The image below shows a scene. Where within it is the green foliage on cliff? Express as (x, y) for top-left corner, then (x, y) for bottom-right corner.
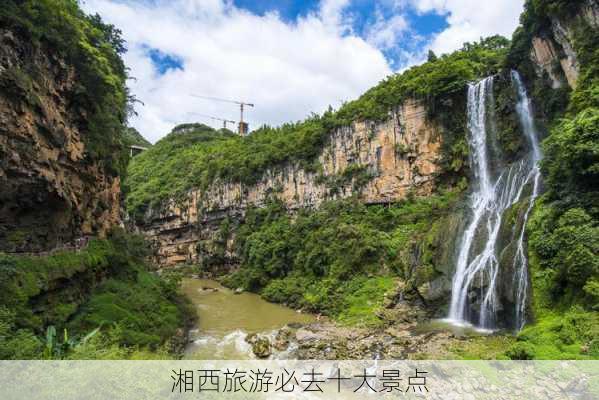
(543, 109), (599, 206)
(506, 0), (573, 123)
(528, 203), (599, 310)
(492, 72), (530, 161)
(568, 23), (599, 115)
(220, 190), (461, 326)
(125, 38), (509, 218)
(527, 2), (599, 313)
(502, 0), (599, 359)
(315, 163), (375, 196)
(125, 117), (337, 218)
(507, 0), (581, 68)
(67, 271), (185, 350)
(124, 127), (152, 148)
(336, 36), (509, 123)
(124, 123), (234, 214)
(0, 230), (190, 359)
(504, 201), (599, 359)
(0, 0), (130, 174)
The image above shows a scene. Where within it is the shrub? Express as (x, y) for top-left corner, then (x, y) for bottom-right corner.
(221, 191), (460, 324)
(0, 231), (189, 358)
(542, 109), (599, 206)
(506, 342), (536, 360)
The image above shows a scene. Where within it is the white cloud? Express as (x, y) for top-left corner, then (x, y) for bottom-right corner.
(319, 0), (352, 31)
(82, 0), (391, 143)
(81, 0), (527, 143)
(405, 0), (525, 55)
(366, 12), (410, 50)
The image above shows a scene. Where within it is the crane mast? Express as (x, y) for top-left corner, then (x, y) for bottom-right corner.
(191, 113), (236, 130)
(191, 95), (254, 135)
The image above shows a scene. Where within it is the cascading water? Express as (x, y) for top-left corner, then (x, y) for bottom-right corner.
(446, 72), (542, 331)
(510, 70), (542, 331)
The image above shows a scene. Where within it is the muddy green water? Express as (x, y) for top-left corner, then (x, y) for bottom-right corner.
(181, 278), (315, 359)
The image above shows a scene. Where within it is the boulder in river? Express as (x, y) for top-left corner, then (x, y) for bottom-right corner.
(273, 328), (292, 351)
(245, 334), (271, 358)
(234, 288), (244, 295)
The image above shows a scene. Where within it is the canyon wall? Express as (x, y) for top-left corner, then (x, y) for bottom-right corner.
(530, 0), (599, 88)
(140, 1), (599, 270)
(140, 99), (445, 266)
(0, 30), (121, 252)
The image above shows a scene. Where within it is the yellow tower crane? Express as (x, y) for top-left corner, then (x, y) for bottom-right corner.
(191, 95), (254, 135)
(192, 113), (236, 130)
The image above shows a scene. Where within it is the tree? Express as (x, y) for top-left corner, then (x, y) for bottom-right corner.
(427, 50), (438, 62)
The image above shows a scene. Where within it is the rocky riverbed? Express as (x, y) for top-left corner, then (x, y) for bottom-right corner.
(182, 277), (499, 360)
(245, 317), (489, 360)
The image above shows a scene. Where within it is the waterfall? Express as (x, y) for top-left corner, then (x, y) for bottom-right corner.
(510, 70), (542, 331)
(446, 72), (542, 331)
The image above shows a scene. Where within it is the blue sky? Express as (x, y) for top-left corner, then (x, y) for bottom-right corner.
(82, 0), (525, 142)
(142, 0), (450, 74)
(233, 0), (322, 20)
(231, 0), (448, 33)
(232, 0), (449, 68)
(145, 47), (184, 74)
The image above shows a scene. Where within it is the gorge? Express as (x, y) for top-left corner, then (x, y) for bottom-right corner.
(0, 0), (598, 361)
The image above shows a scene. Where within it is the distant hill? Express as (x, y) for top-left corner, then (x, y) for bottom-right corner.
(123, 127), (152, 147)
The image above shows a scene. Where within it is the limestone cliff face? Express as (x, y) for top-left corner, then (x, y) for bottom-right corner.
(141, 99), (444, 266)
(530, 0), (599, 88)
(0, 30), (121, 252)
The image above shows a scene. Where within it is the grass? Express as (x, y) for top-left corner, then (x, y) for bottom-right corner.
(336, 276), (396, 328)
(448, 335), (516, 360)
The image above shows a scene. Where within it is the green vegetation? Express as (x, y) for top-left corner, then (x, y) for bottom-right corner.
(335, 36), (509, 123)
(504, 200), (599, 359)
(125, 37), (509, 218)
(449, 335), (515, 360)
(0, 0), (130, 174)
(336, 277), (396, 327)
(315, 163), (375, 196)
(501, 0), (599, 360)
(220, 190), (461, 327)
(492, 73), (528, 161)
(507, 307), (598, 359)
(67, 270), (186, 350)
(507, 0), (575, 123)
(124, 127), (152, 148)
(528, 204), (598, 305)
(124, 123), (236, 213)
(0, 230), (191, 359)
(3, 0), (596, 363)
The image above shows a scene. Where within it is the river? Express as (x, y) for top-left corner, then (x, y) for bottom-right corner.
(181, 278), (315, 359)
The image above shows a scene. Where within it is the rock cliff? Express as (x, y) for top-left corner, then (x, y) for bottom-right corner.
(140, 99), (444, 266)
(0, 30), (121, 252)
(530, 0), (599, 88)
(138, 1), (598, 275)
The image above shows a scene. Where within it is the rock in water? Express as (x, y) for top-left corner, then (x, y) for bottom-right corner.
(252, 337), (272, 358)
(273, 328), (292, 351)
(245, 334), (271, 358)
